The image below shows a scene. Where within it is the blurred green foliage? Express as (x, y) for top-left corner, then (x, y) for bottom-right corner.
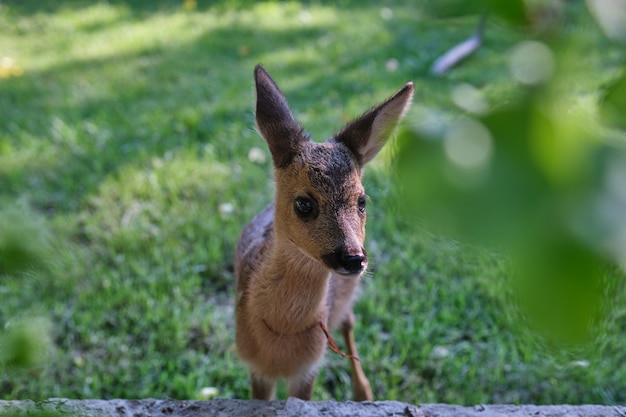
(0, 208), (53, 373)
(0, 208), (52, 276)
(396, 0), (626, 346)
(600, 72), (626, 130)
(1, 319), (52, 370)
(423, 0), (543, 27)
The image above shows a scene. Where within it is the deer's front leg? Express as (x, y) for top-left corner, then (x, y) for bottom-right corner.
(251, 371), (276, 400)
(341, 312), (373, 401)
(287, 371), (316, 400)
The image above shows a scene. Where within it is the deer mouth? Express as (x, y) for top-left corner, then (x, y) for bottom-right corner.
(334, 266), (366, 277)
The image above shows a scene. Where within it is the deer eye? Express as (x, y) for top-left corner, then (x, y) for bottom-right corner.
(294, 196), (314, 218)
(357, 195), (367, 214)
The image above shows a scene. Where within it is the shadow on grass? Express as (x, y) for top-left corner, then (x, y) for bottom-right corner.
(1, 0), (421, 16)
(0, 1), (445, 215)
(1, 0), (240, 16)
(1, 13), (321, 210)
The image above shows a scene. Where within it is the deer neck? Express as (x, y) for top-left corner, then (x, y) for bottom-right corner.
(251, 233), (330, 335)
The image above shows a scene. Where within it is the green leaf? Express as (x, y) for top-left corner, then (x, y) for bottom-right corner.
(599, 70), (626, 130)
(395, 94), (619, 346)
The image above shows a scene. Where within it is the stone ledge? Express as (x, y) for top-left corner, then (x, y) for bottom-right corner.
(0, 398), (624, 417)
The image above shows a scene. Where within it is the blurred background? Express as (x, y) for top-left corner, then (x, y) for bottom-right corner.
(1, 0), (625, 404)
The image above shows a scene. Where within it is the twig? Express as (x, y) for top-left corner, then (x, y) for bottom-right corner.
(431, 13), (488, 75)
(319, 321), (360, 361)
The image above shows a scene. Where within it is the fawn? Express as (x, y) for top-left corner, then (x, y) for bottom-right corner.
(234, 64), (413, 401)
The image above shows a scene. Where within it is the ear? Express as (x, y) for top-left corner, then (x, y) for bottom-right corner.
(254, 64), (309, 168)
(334, 82), (414, 165)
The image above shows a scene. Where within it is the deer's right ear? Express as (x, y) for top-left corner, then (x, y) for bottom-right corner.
(255, 64), (308, 168)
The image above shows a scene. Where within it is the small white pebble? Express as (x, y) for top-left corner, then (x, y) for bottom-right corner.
(569, 360), (590, 368)
(219, 202), (234, 216)
(386, 58), (399, 72)
(248, 147), (267, 164)
(198, 386), (219, 400)
(431, 345), (450, 359)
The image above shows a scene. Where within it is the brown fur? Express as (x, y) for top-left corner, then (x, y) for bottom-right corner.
(234, 64), (413, 401)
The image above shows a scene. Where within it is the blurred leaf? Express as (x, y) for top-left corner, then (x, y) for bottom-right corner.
(396, 98), (550, 247)
(424, 0), (527, 25)
(515, 234), (605, 346)
(0, 318), (52, 370)
(395, 93), (621, 346)
(423, 0), (486, 18)
(485, 0), (527, 26)
(599, 70), (626, 130)
(0, 207), (52, 276)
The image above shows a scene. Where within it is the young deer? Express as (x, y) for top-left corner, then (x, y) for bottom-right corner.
(234, 64), (413, 401)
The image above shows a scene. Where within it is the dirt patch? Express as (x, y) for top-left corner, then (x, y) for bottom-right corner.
(0, 398), (624, 417)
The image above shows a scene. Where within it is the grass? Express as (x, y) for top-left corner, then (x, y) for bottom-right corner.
(1, 0), (625, 404)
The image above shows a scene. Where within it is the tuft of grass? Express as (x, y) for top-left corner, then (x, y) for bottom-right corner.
(1, 0), (625, 404)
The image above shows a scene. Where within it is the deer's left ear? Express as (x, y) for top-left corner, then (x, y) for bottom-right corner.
(333, 82), (414, 166)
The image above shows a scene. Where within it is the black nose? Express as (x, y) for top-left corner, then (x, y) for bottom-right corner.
(339, 253), (365, 273)
(322, 246), (367, 275)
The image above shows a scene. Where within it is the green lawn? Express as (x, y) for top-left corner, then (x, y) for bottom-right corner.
(1, 0), (625, 404)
